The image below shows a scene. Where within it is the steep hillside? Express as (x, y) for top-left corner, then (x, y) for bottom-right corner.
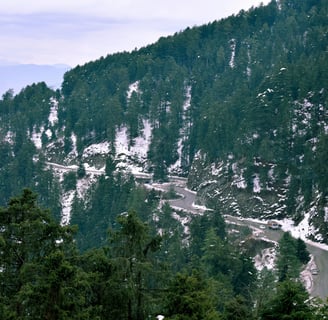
(0, 0), (327, 245)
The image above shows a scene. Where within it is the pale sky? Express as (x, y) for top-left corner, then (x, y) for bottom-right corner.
(0, 0), (270, 67)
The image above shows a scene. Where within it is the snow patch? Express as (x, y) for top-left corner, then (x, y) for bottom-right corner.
(4, 130), (14, 144)
(76, 174), (98, 199)
(232, 162), (247, 189)
(279, 214), (328, 251)
(229, 39), (236, 68)
(48, 97), (58, 126)
(132, 119), (152, 159)
(115, 119), (152, 174)
(45, 128), (52, 139)
(61, 190), (75, 225)
(172, 211), (191, 235)
(31, 126), (44, 149)
(253, 174), (261, 193)
(324, 207), (328, 223)
(127, 81), (140, 100)
(66, 132), (78, 159)
(82, 142), (110, 159)
(254, 247), (276, 271)
(169, 85), (192, 173)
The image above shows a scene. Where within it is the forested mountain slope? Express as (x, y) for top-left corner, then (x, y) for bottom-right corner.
(0, 0), (327, 245)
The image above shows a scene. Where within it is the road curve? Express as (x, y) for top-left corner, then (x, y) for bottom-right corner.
(44, 164), (328, 299)
(157, 182), (328, 300)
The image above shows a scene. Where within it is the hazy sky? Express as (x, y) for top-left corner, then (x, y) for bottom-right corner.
(0, 0), (270, 67)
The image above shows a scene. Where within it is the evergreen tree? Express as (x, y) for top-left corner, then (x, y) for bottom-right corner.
(164, 271), (221, 320)
(276, 232), (309, 281)
(0, 189), (84, 319)
(260, 280), (313, 320)
(107, 210), (162, 320)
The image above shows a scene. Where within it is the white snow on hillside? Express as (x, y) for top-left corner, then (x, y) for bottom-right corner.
(229, 39), (236, 68)
(48, 97), (58, 126)
(82, 141), (110, 159)
(325, 206), (328, 222)
(127, 81), (140, 100)
(254, 247), (276, 271)
(61, 190), (75, 225)
(66, 132), (78, 160)
(31, 126), (44, 149)
(231, 162), (247, 189)
(253, 174), (261, 193)
(30, 97), (58, 148)
(48, 161), (105, 225)
(115, 119), (152, 174)
(169, 85), (192, 173)
(4, 130), (14, 144)
(132, 119), (152, 159)
(76, 173), (99, 199)
(115, 119), (151, 160)
(45, 128), (52, 139)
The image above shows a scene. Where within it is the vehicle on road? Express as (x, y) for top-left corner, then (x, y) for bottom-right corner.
(311, 268), (319, 275)
(268, 220), (281, 230)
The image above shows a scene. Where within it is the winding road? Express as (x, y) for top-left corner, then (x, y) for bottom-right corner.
(46, 162), (328, 300)
(156, 181), (328, 300)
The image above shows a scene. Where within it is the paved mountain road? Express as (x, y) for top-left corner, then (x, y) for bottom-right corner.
(44, 164), (328, 299)
(155, 181), (328, 300)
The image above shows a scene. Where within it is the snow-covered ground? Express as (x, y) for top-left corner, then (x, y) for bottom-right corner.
(254, 247), (276, 271)
(114, 120), (152, 175)
(61, 190), (75, 225)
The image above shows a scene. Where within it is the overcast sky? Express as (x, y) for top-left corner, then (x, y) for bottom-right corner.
(0, 0), (270, 67)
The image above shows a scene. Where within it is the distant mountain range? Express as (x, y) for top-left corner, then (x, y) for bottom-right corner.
(0, 63), (70, 96)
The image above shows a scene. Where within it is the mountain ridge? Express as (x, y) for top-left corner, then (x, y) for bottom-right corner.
(0, 0), (327, 246)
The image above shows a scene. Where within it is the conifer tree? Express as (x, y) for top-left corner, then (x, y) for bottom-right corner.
(0, 189), (83, 319)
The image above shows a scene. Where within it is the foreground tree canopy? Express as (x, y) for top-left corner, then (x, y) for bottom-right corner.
(0, 189), (326, 319)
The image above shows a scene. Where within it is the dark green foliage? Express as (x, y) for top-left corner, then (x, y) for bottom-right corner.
(296, 238), (310, 264)
(106, 211), (162, 320)
(276, 232), (310, 281)
(189, 209), (226, 259)
(0, 0), (327, 226)
(1, 189), (327, 319)
(77, 162), (86, 179)
(62, 171), (77, 191)
(70, 172), (155, 251)
(0, 189), (83, 320)
(260, 280), (313, 320)
(221, 295), (254, 320)
(164, 271), (221, 320)
(0, 0), (327, 317)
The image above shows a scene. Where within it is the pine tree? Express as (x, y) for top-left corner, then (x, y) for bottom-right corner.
(260, 280), (313, 320)
(107, 210), (162, 320)
(0, 189), (84, 319)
